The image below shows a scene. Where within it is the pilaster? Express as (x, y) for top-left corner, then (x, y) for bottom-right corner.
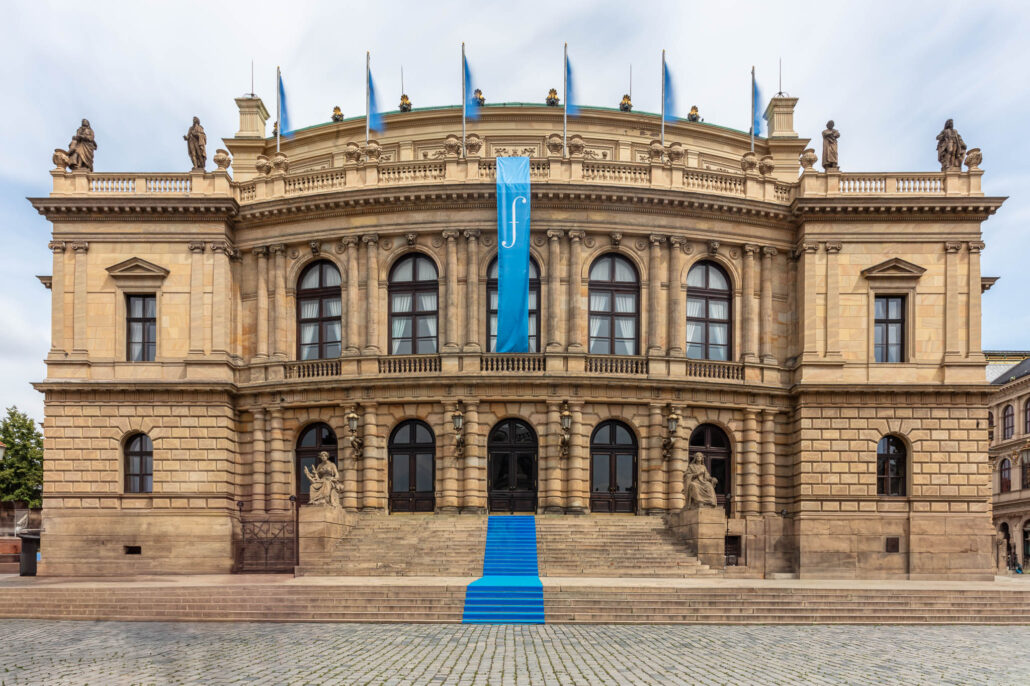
(271, 243), (287, 359)
(760, 410), (777, 515)
(546, 229), (564, 352)
(667, 237), (686, 357)
(742, 410), (759, 515)
(567, 230), (585, 352)
(48, 241), (67, 355)
(442, 230), (461, 353)
(344, 237), (360, 354)
(362, 234), (380, 354)
(361, 402), (383, 511)
(742, 244), (758, 362)
(461, 400), (485, 513)
(253, 246), (269, 359)
(463, 230), (481, 352)
(251, 408), (267, 513)
(267, 407), (287, 513)
(187, 241), (206, 356)
(647, 234), (666, 355)
(760, 246), (777, 364)
(71, 241), (88, 356)
(566, 402), (587, 513)
(824, 241), (843, 360)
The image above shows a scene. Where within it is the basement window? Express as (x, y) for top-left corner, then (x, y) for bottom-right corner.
(725, 535), (742, 566)
(124, 545), (142, 555)
(885, 537), (900, 554)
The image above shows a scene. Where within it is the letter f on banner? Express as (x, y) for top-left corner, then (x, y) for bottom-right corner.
(495, 157), (531, 353)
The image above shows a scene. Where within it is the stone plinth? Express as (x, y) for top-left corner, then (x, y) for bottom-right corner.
(666, 507), (727, 569)
(298, 506), (350, 558)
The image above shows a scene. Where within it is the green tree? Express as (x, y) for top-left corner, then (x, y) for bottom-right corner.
(0, 406), (43, 508)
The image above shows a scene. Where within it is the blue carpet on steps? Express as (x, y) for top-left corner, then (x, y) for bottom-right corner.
(462, 516), (544, 624)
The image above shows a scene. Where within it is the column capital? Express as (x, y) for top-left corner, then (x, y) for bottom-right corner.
(342, 235), (360, 247)
(649, 234), (667, 246)
(945, 241), (962, 254)
(761, 246), (779, 258)
(825, 241), (842, 254)
(442, 229), (460, 241)
(743, 243), (759, 257)
(463, 229), (481, 241)
(792, 242), (817, 259)
(71, 241), (89, 254)
(187, 241), (206, 254)
(48, 240), (67, 253)
(269, 243), (286, 256)
(968, 241), (986, 254)
(209, 240), (235, 256)
(546, 229), (564, 241)
(669, 235), (689, 249)
(567, 230), (585, 241)
(362, 233), (379, 246)
(253, 245), (269, 257)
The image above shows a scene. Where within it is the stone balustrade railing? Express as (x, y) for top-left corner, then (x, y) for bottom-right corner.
(49, 162), (986, 203)
(480, 354), (546, 372)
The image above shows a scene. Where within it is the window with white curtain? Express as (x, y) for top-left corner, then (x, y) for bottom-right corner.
(296, 261), (342, 360)
(389, 253), (439, 355)
(686, 261), (731, 361)
(588, 254), (639, 356)
(487, 256), (540, 352)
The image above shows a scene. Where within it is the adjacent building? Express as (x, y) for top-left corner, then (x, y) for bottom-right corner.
(988, 352), (1030, 569)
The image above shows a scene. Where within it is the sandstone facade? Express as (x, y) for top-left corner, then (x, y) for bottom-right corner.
(31, 95), (1003, 578)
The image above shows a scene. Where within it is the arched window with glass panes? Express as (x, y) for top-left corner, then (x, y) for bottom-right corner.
(1003, 404), (1015, 440)
(487, 256), (540, 353)
(124, 433), (153, 494)
(296, 261), (342, 360)
(1001, 457), (1012, 493)
(876, 435), (906, 496)
(686, 261), (731, 361)
(588, 254), (639, 356)
(388, 254), (439, 355)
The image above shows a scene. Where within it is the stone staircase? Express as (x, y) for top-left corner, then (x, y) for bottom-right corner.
(536, 515), (717, 577)
(297, 514), (487, 577)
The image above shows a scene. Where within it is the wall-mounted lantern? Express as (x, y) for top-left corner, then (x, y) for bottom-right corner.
(559, 400), (572, 459)
(345, 406), (363, 460)
(662, 404), (681, 461)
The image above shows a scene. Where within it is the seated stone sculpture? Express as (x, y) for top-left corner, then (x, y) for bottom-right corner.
(683, 451), (718, 510)
(304, 451), (342, 507)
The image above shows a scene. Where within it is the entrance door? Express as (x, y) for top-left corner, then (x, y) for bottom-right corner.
(590, 420), (637, 513)
(488, 419), (538, 512)
(389, 420), (436, 512)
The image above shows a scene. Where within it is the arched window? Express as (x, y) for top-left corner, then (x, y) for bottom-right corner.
(389, 254), (438, 355)
(689, 424), (732, 510)
(876, 436), (906, 496)
(388, 420), (435, 512)
(1022, 452), (1030, 490)
(1003, 404), (1015, 440)
(686, 261), (731, 361)
(1025, 401), (1030, 435)
(588, 254), (639, 356)
(988, 411), (995, 442)
(296, 423), (337, 504)
(297, 261), (342, 360)
(589, 420), (638, 513)
(124, 433), (153, 494)
(487, 257), (540, 353)
(1001, 458), (1012, 494)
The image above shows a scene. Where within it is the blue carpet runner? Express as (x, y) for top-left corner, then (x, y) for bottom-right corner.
(462, 516), (544, 624)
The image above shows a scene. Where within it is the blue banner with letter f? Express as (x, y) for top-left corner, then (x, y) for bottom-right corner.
(495, 157), (531, 353)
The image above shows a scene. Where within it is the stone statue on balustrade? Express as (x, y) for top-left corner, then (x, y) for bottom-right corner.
(821, 120), (839, 170)
(936, 119), (967, 171)
(304, 451), (342, 507)
(53, 119), (97, 172)
(184, 117), (207, 171)
(683, 451), (719, 510)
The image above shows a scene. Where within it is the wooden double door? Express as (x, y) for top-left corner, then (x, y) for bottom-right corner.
(389, 420), (436, 513)
(487, 419), (538, 513)
(590, 420), (638, 513)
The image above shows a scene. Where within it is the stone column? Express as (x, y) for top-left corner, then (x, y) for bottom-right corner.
(271, 244), (287, 359)
(461, 400), (485, 513)
(742, 244), (758, 361)
(251, 408), (267, 512)
(566, 402), (587, 513)
(362, 234), (380, 353)
(742, 410), (759, 515)
(648, 234), (666, 355)
(268, 407), (288, 513)
(667, 237), (686, 356)
(760, 410), (776, 515)
(968, 241), (985, 357)
(760, 246), (778, 363)
(48, 241), (66, 355)
(361, 402), (382, 511)
(344, 237), (360, 354)
(211, 242), (231, 355)
(440, 401), (460, 513)
(464, 230), (481, 351)
(824, 242), (842, 358)
(253, 247), (269, 359)
(188, 242), (206, 355)
(647, 403), (664, 513)
(567, 231), (585, 352)
(666, 407), (686, 513)
(71, 241), (88, 354)
(546, 230), (564, 351)
(543, 402), (562, 512)
(442, 230), (461, 353)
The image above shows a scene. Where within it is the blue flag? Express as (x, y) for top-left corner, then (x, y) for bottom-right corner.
(277, 71), (292, 138)
(495, 157), (531, 354)
(368, 69), (385, 133)
(752, 77), (763, 137)
(662, 61), (676, 122)
(566, 55), (579, 116)
(464, 54), (480, 121)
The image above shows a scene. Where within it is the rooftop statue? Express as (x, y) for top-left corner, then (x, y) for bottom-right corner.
(619, 94), (632, 112)
(546, 88), (560, 106)
(184, 117), (206, 171)
(472, 89), (485, 106)
(53, 119), (97, 172)
(822, 120), (840, 170)
(687, 105), (701, 122)
(331, 106), (344, 122)
(304, 451), (342, 508)
(399, 94), (412, 112)
(936, 119), (967, 171)
(683, 451), (719, 510)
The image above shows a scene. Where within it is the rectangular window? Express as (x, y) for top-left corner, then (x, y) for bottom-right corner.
(126, 295), (156, 362)
(873, 295), (905, 363)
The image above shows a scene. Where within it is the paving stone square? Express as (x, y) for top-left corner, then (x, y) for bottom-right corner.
(0, 620), (1028, 685)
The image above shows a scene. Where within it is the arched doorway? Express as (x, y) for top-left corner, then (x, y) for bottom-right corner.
(296, 423), (338, 505)
(388, 420), (435, 512)
(689, 424), (731, 513)
(487, 419), (538, 513)
(589, 420), (637, 513)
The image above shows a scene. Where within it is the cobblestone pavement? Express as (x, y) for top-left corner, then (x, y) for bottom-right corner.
(1, 621), (1028, 685)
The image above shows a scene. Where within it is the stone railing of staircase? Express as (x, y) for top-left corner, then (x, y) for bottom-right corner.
(48, 165), (987, 204)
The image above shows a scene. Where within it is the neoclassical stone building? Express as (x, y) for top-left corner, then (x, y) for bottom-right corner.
(31, 93), (1003, 578)
(988, 354), (1030, 569)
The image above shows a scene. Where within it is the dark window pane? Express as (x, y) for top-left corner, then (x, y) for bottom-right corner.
(415, 424), (433, 444)
(616, 454), (634, 493)
(592, 454), (609, 492)
(298, 428), (317, 448)
(394, 425), (410, 444)
(415, 453), (433, 491)
(516, 453), (534, 490)
(614, 425), (633, 446)
(594, 425), (610, 445)
(492, 452), (511, 490)
(392, 456), (409, 492)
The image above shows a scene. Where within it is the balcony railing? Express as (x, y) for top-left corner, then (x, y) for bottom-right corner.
(480, 354), (545, 372)
(685, 359), (744, 381)
(378, 355), (441, 374)
(285, 359), (341, 379)
(585, 355), (649, 375)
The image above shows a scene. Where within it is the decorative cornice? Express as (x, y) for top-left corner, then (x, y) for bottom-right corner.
(792, 196), (1005, 222)
(29, 196), (239, 222)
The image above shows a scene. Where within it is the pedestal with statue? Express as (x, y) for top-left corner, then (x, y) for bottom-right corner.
(665, 451), (727, 569)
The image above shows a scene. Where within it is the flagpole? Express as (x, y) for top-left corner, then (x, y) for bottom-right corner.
(366, 52), (371, 146)
(660, 50), (665, 147)
(563, 43), (568, 158)
(461, 43), (467, 158)
(276, 66), (281, 153)
(750, 66), (755, 152)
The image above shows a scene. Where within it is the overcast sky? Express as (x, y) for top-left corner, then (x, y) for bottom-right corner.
(2, 1), (1029, 423)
